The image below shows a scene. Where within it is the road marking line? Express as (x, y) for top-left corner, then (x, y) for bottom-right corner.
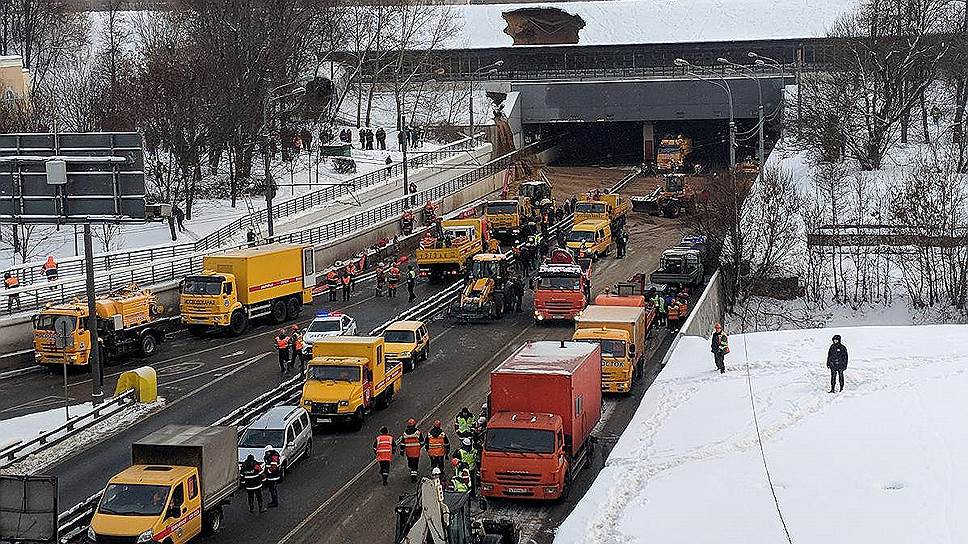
(161, 352), (270, 410)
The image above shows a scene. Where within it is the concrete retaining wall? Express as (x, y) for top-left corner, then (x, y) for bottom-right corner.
(659, 269), (725, 367)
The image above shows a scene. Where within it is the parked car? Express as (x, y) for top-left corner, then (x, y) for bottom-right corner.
(302, 311), (358, 357)
(237, 406), (312, 477)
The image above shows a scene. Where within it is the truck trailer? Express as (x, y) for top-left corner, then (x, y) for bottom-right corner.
(480, 341), (602, 501)
(573, 304), (651, 394)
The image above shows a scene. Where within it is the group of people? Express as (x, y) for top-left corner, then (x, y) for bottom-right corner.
(325, 260), (361, 302)
(648, 286), (691, 331)
(373, 260), (417, 302)
(373, 404), (488, 493)
(239, 445), (283, 514)
(333, 126), (424, 152)
(4, 255), (62, 313)
(274, 325), (307, 375)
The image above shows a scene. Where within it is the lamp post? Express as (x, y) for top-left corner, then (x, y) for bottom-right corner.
(718, 57), (764, 172)
(261, 79), (309, 240)
(675, 58), (735, 169)
(470, 60), (504, 146)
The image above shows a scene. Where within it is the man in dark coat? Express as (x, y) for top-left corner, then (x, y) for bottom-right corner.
(826, 334), (848, 392)
(711, 322), (728, 373)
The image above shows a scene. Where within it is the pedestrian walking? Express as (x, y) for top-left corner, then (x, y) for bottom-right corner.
(615, 228), (627, 258)
(509, 274), (523, 313)
(247, 230), (257, 247)
(346, 261), (357, 292)
(826, 334), (848, 392)
(275, 329), (290, 373)
(288, 324), (301, 371)
(172, 203), (186, 232)
(326, 269), (339, 302)
(399, 418), (424, 482)
(4, 272), (21, 313)
(263, 445), (282, 507)
(397, 129), (406, 151)
(406, 264), (417, 303)
(425, 419), (450, 472)
(375, 264), (386, 297)
(240, 454), (266, 513)
(711, 323), (729, 374)
(374, 426), (396, 486)
(340, 271), (351, 301)
(387, 264), (401, 298)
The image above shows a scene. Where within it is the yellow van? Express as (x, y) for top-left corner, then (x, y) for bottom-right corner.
(567, 219), (612, 260)
(382, 320), (431, 372)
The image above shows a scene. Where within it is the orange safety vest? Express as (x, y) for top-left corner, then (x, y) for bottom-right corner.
(401, 429), (422, 458)
(341, 275), (351, 286)
(347, 264), (357, 275)
(679, 301), (689, 315)
(388, 268), (401, 284)
(375, 434), (394, 462)
(4, 276), (18, 288)
(42, 257), (57, 271)
(667, 303), (679, 320)
(327, 271), (338, 284)
(276, 336), (289, 349)
(294, 335), (304, 351)
(426, 433), (447, 457)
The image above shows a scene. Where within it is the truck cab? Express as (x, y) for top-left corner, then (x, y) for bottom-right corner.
(573, 305), (650, 394)
(532, 263), (588, 322)
(301, 337), (402, 430)
(518, 180), (555, 216)
(567, 219), (612, 260)
(484, 199), (532, 242)
(33, 306), (90, 366)
(180, 273), (237, 329)
(480, 412), (568, 500)
(575, 193), (630, 230)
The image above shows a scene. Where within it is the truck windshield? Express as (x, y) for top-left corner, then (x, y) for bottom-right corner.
(182, 277), (223, 295)
(658, 144), (680, 154)
(383, 330), (415, 343)
(485, 428), (555, 454)
(567, 230), (595, 243)
(308, 319), (341, 333)
(597, 339), (627, 358)
(307, 365), (361, 382)
(576, 202), (606, 214)
(239, 429), (284, 449)
(486, 203), (517, 215)
(33, 314), (77, 331)
(98, 483), (170, 516)
(472, 261), (502, 279)
(537, 275), (580, 290)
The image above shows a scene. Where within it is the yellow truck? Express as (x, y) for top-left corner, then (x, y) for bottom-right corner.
(566, 219), (612, 260)
(179, 244), (315, 336)
(656, 136), (693, 172)
(32, 286), (166, 367)
(575, 193), (632, 231)
(300, 336), (403, 430)
(573, 304), (648, 394)
(88, 425), (237, 544)
(415, 218), (488, 280)
(484, 199), (534, 243)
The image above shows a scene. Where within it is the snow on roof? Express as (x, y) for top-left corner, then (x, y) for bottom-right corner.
(446, 0), (854, 50)
(495, 340), (598, 374)
(555, 324), (968, 543)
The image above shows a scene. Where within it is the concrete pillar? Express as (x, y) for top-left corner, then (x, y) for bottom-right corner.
(642, 122), (655, 162)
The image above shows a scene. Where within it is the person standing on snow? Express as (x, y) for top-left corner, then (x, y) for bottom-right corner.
(826, 334), (848, 392)
(711, 322), (728, 374)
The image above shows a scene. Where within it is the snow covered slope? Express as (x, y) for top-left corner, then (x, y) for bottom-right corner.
(555, 325), (968, 544)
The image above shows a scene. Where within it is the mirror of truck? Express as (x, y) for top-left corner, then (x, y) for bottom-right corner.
(223, 282), (233, 295)
(629, 344), (636, 356)
(167, 505), (180, 519)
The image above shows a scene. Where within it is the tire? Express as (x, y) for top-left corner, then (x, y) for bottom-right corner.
(304, 438), (313, 462)
(558, 470), (573, 503)
(270, 299), (287, 324)
(286, 297), (302, 320)
(202, 506), (223, 536)
(482, 536), (503, 544)
(229, 311), (248, 336)
(140, 333), (158, 357)
(404, 358), (414, 373)
(351, 407), (366, 431)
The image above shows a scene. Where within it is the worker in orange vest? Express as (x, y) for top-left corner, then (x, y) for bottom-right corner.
(289, 324), (303, 372)
(345, 262), (357, 292)
(387, 264), (401, 298)
(666, 298), (681, 331)
(326, 269), (339, 301)
(41, 255), (58, 281)
(373, 426), (396, 486)
(274, 329), (290, 373)
(399, 418), (424, 482)
(425, 419), (450, 473)
(340, 271), (351, 302)
(4, 271), (21, 313)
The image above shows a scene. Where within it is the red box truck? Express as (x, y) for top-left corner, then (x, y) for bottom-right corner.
(480, 341), (602, 501)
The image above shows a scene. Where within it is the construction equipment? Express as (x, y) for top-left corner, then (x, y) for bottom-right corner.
(32, 285), (166, 367)
(631, 174), (696, 218)
(655, 135), (693, 172)
(450, 253), (509, 321)
(394, 477), (517, 544)
(483, 199), (534, 243)
(574, 192), (631, 231)
(416, 218), (489, 280)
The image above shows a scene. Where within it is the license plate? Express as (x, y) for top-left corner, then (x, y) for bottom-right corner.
(317, 418), (333, 423)
(505, 487), (529, 494)
(552, 315), (565, 320)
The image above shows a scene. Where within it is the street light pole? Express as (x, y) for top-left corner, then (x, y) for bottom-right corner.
(261, 79), (309, 241)
(719, 58), (764, 172)
(401, 114), (409, 204)
(676, 58), (735, 169)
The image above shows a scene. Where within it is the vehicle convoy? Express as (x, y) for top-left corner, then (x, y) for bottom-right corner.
(516, 179), (555, 218)
(532, 249), (590, 322)
(88, 425), (238, 544)
(566, 219), (612, 260)
(33, 285), (166, 367)
(574, 192), (631, 231)
(631, 173), (697, 218)
(649, 237), (706, 287)
(655, 135), (693, 172)
(382, 320), (430, 372)
(451, 253), (510, 322)
(573, 303), (652, 394)
(301, 311), (358, 358)
(416, 218), (488, 280)
(394, 477), (517, 544)
(484, 199), (534, 243)
(180, 244), (315, 336)
(237, 406), (313, 475)
(300, 336), (402, 429)
(480, 341), (602, 501)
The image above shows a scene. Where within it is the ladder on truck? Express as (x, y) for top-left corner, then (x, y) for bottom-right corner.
(242, 193), (263, 242)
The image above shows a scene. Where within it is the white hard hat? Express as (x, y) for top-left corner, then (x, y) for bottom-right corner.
(431, 467), (441, 476)
(264, 445), (274, 452)
(462, 438), (472, 446)
(477, 416), (486, 425)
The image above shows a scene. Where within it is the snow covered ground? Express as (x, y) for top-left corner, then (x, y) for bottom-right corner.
(556, 324), (968, 544)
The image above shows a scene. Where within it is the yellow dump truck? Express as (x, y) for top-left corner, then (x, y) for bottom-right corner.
(88, 425), (238, 544)
(415, 218), (488, 280)
(179, 244), (315, 336)
(656, 136), (693, 172)
(484, 199), (534, 243)
(575, 193), (632, 231)
(300, 336), (403, 430)
(572, 304), (648, 394)
(32, 286), (166, 367)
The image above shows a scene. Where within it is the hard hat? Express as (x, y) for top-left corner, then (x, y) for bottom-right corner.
(714, 323), (722, 330)
(460, 468), (470, 478)
(451, 458), (460, 468)
(431, 467), (441, 476)
(433, 419), (442, 428)
(462, 438), (472, 446)
(264, 445), (274, 452)
(407, 418), (416, 426)
(477, 416), (486, 425)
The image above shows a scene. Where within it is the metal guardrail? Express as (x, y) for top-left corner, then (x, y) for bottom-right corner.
(0, 389), (137, 469)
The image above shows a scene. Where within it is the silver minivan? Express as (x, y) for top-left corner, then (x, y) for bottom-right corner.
(237, 406), (312, 477)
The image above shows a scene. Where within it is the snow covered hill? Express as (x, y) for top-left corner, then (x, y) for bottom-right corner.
(556, 325), (968, 544)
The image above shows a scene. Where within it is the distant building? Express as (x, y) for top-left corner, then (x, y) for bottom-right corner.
(0, 55), (30, 106)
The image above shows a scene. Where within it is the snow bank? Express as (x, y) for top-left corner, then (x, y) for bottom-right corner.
(556, 325), (968, 544)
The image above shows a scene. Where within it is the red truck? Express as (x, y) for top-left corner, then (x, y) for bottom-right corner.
(480, 341), (602, 501)
(532, 249), (591, 322)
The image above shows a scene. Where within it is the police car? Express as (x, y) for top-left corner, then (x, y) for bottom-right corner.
(302, 311), (358, 357)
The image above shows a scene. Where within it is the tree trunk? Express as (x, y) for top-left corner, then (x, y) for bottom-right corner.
(919, 91), (929, 144)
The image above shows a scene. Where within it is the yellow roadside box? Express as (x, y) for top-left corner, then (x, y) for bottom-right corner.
(115, 366), (157, 403)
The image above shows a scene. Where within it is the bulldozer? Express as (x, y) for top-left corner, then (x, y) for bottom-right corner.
(450, 253), (510, 321)
(631, 173), (696, 218)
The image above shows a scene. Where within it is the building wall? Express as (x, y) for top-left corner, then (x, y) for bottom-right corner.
(0, 56), (29, 103)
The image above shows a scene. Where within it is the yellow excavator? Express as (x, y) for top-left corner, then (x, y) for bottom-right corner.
(450, 254), (510, 322)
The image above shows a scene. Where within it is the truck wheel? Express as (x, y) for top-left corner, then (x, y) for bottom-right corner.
(482, 536), (503, 544)
(271, 300), (287, 323)
(140, 334), (158, 357)
(404, 358), (414, 373)
(286, 297), (302, 319)
(351, 407), (366, 431)
(202, 506), (223, 536)
(229, 311), (248, 336)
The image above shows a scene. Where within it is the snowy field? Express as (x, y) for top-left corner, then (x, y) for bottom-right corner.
(556, 325), (968, 544)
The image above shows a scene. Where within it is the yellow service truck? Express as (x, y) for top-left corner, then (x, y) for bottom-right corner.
(179, 244), (315, 336)
(88, 425), (237, 544)
(575, 193), (632, 231)
(656, 136), (693, 172)
(415, 218), (488, 281)
(484, 199), (534, 243)
(32, 286), (165, 367)
(572, 304), (648, 394)
(300, 336), (403, 430)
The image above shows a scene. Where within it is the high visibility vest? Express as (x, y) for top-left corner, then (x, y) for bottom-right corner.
(388, 268), (401, 283)
(276, 337), (289, 349)
(4, 276), (18, 288)
(653, 296), (665, 313)
(458, 447), (478, 470)
(241, 463), (263, 490)
(667, 303), (679, 320)
(456, 414), (473, 434)
(42, 258), (57, 271)
(407, 269), (416, 281)
(327, 272), (338, 285)
(401, 429), (422, 458)
(264, 452), (282, 482)
(375, 434), (394, 462)
(451, 478), (469, 492)
(426, 433), (447, 457)
(347, 264), (356, 275)
(294, 335), (304, 351)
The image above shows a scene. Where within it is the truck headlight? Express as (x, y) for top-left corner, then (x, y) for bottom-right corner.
(399, 351), (411, 358)
(544, 486), (559, 495)
(303, 399), (311, 406)
(87, 527), (96, 542)
(536, 314), (544, 321)
(338, 400), (349, 407)
(136, 529), (153, 543)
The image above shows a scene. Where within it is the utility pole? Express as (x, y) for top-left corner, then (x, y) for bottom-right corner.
(83, 224), (103, 403)
(401, 114), (409, 204)
(263, 139), (275, 241)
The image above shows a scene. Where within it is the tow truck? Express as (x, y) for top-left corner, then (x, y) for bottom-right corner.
(301, 311), (358, 358)
(450, 253), (510, 322)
